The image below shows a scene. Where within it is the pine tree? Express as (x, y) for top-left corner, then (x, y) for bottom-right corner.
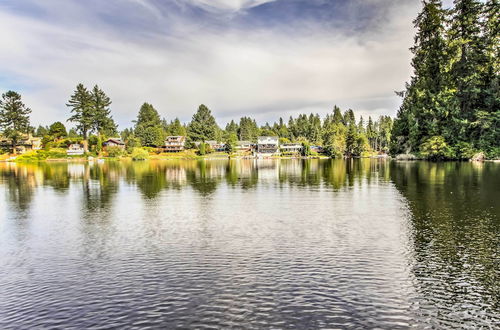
(134, 103), (164, 146)
(188, 104), (219, 142)
(48, 122), (67, 139)
(392, 0), (454, 153)
(67, 83), (93, 151)
(0, 91), (32, 154)
(90, 85), (117, 136)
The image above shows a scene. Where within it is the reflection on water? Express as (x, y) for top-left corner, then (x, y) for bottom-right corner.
(0, 159), (498, 328)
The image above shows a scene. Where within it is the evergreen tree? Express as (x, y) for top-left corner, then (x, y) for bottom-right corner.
(134, 103), (164, 146)
(35, 125), (49, 137)
(48, 122), (67, 139)
(67, 83), (93, 151)
(188, 104), (219, 142)
(90, 85), (117, 136)
(238, 116), (259, 141)
(0, 91), (32, 154)
(392, 0), (455, 154)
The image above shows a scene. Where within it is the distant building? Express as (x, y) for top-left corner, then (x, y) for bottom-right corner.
(103, 138), (125, 149)
(164, 136), (186, 152)
(310, 145), (325, 154)
(280, 143), (302, 155)
(235, 141), (253, 152)
(0, 134), (41, 154)
(257, 136), (279, 155)
(67, 144), (85, 155)
(205, 140), (226, 152)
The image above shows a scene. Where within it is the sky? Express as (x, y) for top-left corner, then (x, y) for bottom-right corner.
(0, 0), (455, 129)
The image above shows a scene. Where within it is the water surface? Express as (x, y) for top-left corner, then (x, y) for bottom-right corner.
(0, 159), (498, 328)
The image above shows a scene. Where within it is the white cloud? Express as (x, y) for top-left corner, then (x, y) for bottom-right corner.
(184, 0), (276, 12)
(0, 0), (420, 129)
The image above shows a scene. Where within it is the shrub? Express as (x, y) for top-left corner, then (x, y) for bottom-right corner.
(198, 143), (207, 155)
(419, 136), (453, 160)
(106, 146), (124, 157)
(453, 142), (475, 160)
(131, 147), (149, 160)
(484, 147), (500, 160)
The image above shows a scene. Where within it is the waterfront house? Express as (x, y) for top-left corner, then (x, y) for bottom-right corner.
(310, 145), (325, 154)
(235, 141), (253, 152)
(103, 138), (125, 149)
(164, 136), (186, 152)
(0, 134), (42, 154)
(205, 140), (226, 152)
(280, 143), (302, 155)
(257, 136), (279, 155)
(67, 144), (85, 155)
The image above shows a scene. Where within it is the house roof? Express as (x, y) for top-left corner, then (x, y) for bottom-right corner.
(105, 138), (125, 145)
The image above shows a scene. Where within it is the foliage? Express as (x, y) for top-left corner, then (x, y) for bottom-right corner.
(197, 142), (207, 155)
(106, 146), (124, 157)
(134, 103), (164, 146)
(90, 85), (117, 136)
(131, 147), (149, 160)
(188, 104), (219, 142)
(0, 91), (32, 152)
(15, 148), (68, 162)
(48, 122), (67, 139)
(301, 141), (311, 157)
(420, 136), (453, 160)
(392, 0), (500, 159)
(67, 83), (118, 145)
(67, 83), (93, 140)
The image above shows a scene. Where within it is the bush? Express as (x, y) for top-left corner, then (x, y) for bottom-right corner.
(106, 146), (124, 157)
(485, 147), (500, 160)
(453, 142), (475, 160)
(198, 143), (207, 155)
(131, 147), (149, 160)
(419, 136), (453, 160)
(15, 148), (66, 162)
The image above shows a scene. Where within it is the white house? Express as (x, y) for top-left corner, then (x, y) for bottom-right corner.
(257, 136), (279, 156)
(67, 144), (85, 155)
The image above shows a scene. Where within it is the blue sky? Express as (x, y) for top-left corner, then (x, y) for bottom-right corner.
(0, 0), (453, 128)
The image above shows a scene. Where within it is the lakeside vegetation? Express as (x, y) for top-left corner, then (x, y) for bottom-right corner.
(1, 0), (498, 161)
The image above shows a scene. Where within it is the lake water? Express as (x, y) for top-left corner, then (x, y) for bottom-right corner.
(0, 159), (498, 329)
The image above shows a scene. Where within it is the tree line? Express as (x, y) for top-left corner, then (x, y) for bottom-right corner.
(391, 0), (499, 159)
(0, 87), (393, 157)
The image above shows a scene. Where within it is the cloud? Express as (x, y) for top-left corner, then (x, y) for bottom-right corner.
(183, 0), (277, 12)
(0, 0), (421, 129)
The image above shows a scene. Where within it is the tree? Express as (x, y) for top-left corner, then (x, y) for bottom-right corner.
(0, 91), (32, 154)
(167, 118), (187, 136)
(134, 103), (164, 147)
(90, 85), (117, 136)
(35, 125), (49, 137)
(48, 122), (67, 139)
(188, 104), (219, 142)
(238, 116), (259, 142)
(392, 0), (456, 154)
(67, 83), (93, 151)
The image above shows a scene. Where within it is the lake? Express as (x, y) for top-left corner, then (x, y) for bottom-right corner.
(0, 159), (498, 329)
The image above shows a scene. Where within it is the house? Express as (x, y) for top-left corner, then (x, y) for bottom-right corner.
(0, 134), (42, 154)
(67, 144), (85, 155)
(103, 138), (125, 149)
(235, 141), (253, 152)
(205, 140), (226, 152)
(310, 145), (325, 154)
(164, 136), (186, 152)
(280, 143), (302, 155)
(257, 136), (279, 155)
